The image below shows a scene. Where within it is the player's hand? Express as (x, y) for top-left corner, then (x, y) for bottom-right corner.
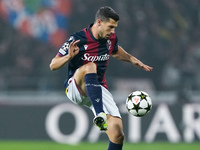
(135, 61), (153, 71)
(141, 64), (153, 72)
(68, 39), (80, 59)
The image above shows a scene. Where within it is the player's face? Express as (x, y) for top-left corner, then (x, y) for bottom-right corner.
(98, 18), (118, 39)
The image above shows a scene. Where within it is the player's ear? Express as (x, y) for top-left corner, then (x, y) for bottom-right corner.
(96, 19), (102, 26)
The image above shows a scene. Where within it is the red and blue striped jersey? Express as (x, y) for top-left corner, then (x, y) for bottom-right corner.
(57, 24), (118, 89)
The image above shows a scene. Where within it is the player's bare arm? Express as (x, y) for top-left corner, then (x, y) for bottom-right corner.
(112, 46), (153, 71)
(50, 39), (80, 71)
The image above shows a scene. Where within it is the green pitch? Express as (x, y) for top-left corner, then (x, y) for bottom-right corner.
(0, 141), (199, 150)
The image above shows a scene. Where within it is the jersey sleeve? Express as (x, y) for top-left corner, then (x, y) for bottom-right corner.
(57, 35), (76, 57)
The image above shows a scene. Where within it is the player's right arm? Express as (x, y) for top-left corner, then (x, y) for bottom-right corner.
(112, 46), (153, 71)
(50, 39), (80, 71)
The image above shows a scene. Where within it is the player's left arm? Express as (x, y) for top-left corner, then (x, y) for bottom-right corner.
(112, 46), (153, 71)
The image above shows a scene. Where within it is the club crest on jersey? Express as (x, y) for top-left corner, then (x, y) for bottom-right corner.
(84, 44), (88, 50)
(107, 40), (111, 50)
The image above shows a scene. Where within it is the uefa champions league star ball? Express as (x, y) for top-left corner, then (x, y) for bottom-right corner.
(126, 91), (152, 117)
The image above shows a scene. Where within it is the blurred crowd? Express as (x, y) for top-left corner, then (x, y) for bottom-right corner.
(0, 0), (200, 94)
(0, 18), (58, 91)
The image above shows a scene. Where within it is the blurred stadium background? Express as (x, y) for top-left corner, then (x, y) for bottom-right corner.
(0, 0), (200, 149)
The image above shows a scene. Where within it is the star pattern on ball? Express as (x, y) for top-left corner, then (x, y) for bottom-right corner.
(134, 103), (141, 114)
(139, 92), (147, 100)
(146, 102), (152, 112)
(128, 93), (134, 100)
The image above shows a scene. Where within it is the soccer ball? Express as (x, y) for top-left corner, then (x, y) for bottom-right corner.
(126, 91), (152, 117)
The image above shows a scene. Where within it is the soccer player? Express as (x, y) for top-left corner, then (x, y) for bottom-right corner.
(50, 6), (153, 150)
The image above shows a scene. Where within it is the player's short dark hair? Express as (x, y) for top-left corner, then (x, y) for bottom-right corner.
(95, 6), (120, 22)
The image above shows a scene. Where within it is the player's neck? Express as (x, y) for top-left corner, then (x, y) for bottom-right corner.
(90, 23), (100, 40)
